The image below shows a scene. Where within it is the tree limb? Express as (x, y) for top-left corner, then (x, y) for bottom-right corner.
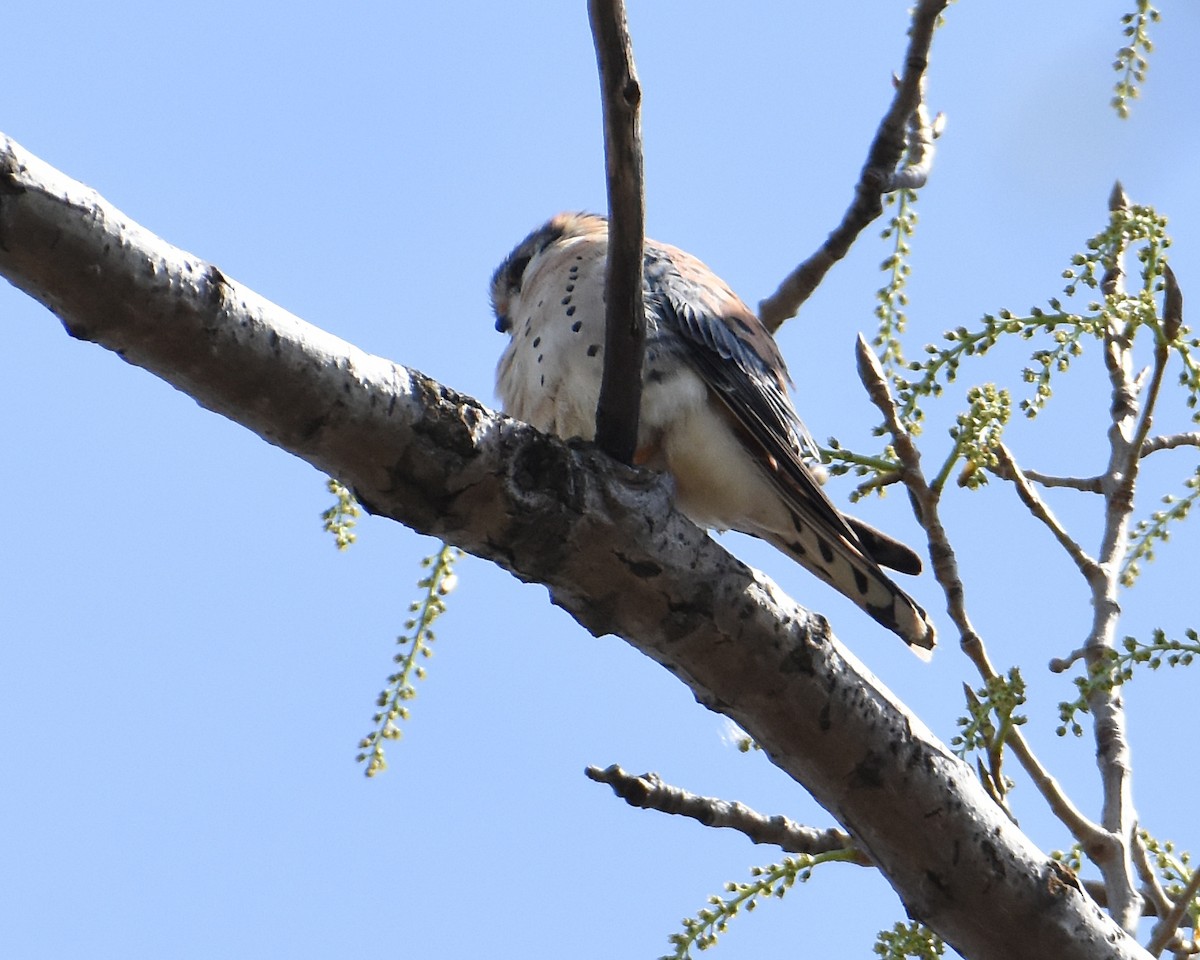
(589, 0), (646, 464)
(993, 443), (1103, 582)
(1134, 829), (1176, 921)
(1148, 867), (1200, 957)
(1018, 469), (1105, 493)
(758, 0), (949, 332)
(1090, 183), (1143, 931)
(586, 764), (871, 861)
(1141, 432), (1200, 456)
(0, 134), (1153, 960)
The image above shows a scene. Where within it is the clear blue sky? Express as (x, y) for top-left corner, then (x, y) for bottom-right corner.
(4, 3), (1200, 957)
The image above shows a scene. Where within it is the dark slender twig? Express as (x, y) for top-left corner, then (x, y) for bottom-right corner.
(585, 764), (872, 862)
(758, 0), (950, 332)
(588, 0), (646, 465)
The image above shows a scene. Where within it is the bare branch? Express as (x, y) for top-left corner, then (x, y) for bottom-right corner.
(1134, 830), (1175, 921)
(585, 764), (871, 861)
(1088, 181), (1144, 932)
(758, 0), (950, 331)
(0, 134), (1155, 960)
(993, 443), (1103, 582)
(1129, 335), (1171, 475)
(1142, 432), (1200, 456)
(589, 0), (646, 464)
(1148, 868), (1200, 956)
(1049, 647), (1088, 674)
(854, 335), (993, 666)
(1019, 469), (1105, 493)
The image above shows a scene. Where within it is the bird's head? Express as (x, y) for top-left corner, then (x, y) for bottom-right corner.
(490, 212), (607, 333)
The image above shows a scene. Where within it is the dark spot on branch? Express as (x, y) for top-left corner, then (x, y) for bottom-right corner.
(618, 552), (662, 578)
(850, 752), (885, 789)
(780, 641), (815, 676)
(980, 839), (1005, 879)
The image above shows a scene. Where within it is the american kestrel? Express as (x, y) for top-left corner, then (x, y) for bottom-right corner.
(491, 212), (936, 655)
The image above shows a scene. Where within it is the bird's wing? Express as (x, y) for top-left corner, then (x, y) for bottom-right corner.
(645, 242), (935, 653)
(644, 243), (857, 547)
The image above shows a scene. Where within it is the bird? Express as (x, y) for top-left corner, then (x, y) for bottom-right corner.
(490, 212), (936, 656)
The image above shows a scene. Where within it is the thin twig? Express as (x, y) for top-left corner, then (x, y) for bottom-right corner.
(1142, 432), (1200, 456)
(1049, 647), (1088, 674)
(588, 0), (646, 465)
(758, 0), (950, 332)
(1128, 339), (1171, 479)
(852, 470), (904, 498)
(1148, 867), (1200, 956)
(1019, 468), (1105, 493)
(993, 443), (1103, 581)
(1133, 829), (1175, 921)
(585, 764), (872, 862)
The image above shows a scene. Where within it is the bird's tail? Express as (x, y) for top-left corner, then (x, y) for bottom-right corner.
(762, 520), (937, 658)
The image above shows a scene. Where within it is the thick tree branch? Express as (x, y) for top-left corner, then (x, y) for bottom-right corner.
(758, 0), (949, 332)
(589, 0), (646, 464)
(0, 135), (1152, 960)
(585, 764), (870, 861)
